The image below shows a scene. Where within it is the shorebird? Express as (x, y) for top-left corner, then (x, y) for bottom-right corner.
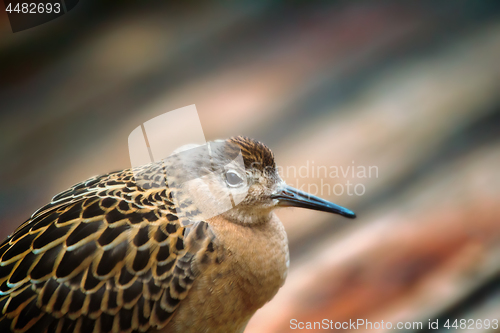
(0, 136), (355, 333)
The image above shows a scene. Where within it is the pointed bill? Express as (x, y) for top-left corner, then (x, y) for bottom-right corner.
(271, 185), (356, 218)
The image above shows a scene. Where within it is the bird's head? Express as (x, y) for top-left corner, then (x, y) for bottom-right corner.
(163, 136), (355, 225)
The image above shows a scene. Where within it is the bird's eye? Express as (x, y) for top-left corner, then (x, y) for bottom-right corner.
(225, 171), (243, 187)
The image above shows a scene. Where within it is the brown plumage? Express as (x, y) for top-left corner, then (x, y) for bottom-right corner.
(0, 136), (355, 333)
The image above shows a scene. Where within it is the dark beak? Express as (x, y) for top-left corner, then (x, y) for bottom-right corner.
(271, 185), (356, 219)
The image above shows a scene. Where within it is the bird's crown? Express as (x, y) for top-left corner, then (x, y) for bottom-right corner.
(228, 136), (276, 174)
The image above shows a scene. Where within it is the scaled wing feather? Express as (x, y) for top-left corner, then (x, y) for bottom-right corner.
(0, 166), (215, 333)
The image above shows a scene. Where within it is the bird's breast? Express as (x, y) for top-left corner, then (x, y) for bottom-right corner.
(163, 213), (289, 333)
(213, 212), (290, 306)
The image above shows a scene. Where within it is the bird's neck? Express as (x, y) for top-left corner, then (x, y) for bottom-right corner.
(221, 206), (274, 225)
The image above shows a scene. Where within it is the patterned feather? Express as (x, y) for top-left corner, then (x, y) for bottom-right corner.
(0, 162), (216, 333)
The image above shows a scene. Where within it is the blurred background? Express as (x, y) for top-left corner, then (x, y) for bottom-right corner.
(1, 1), (500, 332)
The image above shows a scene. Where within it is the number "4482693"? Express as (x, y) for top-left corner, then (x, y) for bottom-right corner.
(5, 2), (61, 14)
(444, 319), (498, 330)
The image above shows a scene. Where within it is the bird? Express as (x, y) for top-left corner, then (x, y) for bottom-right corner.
(0, 136), (355, 333)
